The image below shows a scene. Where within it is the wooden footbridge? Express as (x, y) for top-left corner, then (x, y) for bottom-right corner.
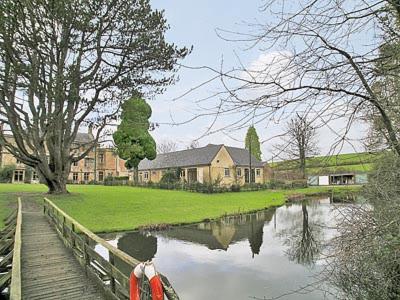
(0, 198), (179, 300)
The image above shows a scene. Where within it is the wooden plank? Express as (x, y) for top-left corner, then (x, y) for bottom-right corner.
(4, 211), (17, 226)
(22, 202), (107, 300)
(0, 238), (13, 255)
(0, 219), (16, 237)
(10, 197), (22, 300)
(0, 250), (13, 272)
(0, 270), (11, 292)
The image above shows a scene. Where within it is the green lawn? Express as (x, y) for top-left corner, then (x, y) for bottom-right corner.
(0, 184), (360, 233)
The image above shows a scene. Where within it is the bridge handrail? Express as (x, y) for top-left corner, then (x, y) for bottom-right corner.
(10, 197), (22, 299)
(43, 197), (179, 300)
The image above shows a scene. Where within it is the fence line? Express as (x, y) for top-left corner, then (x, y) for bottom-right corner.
(43, 197), (179, 300)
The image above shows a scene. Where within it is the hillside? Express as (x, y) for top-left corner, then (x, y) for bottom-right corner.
(271, 152), (381, 175)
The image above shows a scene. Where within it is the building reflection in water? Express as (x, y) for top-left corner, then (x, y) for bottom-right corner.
(114, 207), (277, 275)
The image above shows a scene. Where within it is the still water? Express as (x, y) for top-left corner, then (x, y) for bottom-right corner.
(97, 198), (341, 299)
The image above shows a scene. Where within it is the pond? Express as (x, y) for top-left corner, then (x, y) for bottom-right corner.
(97, 197), (342, 299)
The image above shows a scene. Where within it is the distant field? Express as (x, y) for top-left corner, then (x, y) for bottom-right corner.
(0, 184), (359, 232)
(271, 152), (381, 174)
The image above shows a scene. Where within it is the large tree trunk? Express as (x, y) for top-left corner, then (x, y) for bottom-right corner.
(46, 178), (68, 194)
(37, 160), (70, 194)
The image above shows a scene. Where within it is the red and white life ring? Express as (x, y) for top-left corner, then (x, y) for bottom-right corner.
(130, 262), (164, 300)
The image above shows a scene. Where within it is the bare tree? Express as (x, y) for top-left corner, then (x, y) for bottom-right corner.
(0, 0), (189, 193)
(157, 140), (178, 154)
(275, 114), (319, 178)
(177, 0), (400, 157)
(283, 203), (322, 266)
(189, 140), (200, 149)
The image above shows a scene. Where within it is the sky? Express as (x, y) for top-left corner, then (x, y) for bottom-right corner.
(148, 0), (369, 161)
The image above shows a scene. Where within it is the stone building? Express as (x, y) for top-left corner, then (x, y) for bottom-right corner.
(0, 130), (129, 184)
(138, 144), (264, 186)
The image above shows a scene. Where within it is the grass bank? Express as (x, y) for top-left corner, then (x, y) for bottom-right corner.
(0, 184), (360, 232)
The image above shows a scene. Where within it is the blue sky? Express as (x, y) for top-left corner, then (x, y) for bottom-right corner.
(148, 0), (368, 160)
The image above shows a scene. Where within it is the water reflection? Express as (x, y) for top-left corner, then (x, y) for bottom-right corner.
(99, 197), (339, 299)
(280, 202), (323, 266)
(158, 208), (275, 256)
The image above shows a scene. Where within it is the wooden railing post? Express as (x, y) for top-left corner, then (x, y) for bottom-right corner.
(71, 223), (76, 249)
(109, 251), (116, 293)
(10, 198), (22, 300)
(62, 216), (66, 238)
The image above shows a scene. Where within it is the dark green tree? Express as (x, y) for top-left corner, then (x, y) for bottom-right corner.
(245, 126), (262, 160)
(113, 96), (156, 183)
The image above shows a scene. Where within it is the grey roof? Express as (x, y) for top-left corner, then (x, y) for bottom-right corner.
(74, 132), (94, 144)
(225, 146), (264, 167)
(138, 144), (263, 170)
(139, 144), (222, 170)
(3, 132), (94, 145)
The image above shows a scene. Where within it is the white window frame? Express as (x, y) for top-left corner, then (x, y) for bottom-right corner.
(14, 170), (24, 182)
(224, 168), (230, 177)
(84, 158), (91, 167)
(144, 172), (149, 179)
(256, 168), (261, 177)
(84, 172), (90, 181)
(73, 173), (79, 182)
(236, 168), (242, 177)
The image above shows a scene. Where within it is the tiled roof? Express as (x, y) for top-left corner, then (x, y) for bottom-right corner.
(139, 144), (222, 170)
(74, 132), (94, 144)
(225, 146), (264, 167)
(138, 144), (264, 170)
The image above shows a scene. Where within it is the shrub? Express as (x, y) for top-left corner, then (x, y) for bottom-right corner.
(230, 184), (241, 192)
(160, 168), (181, 184)
(0, 165), (16, 183)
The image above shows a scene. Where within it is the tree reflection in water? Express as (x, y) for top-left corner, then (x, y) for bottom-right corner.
(280, 201), (323, 266)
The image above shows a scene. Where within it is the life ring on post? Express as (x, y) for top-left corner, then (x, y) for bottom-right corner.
(130, 263), (144, 300)
(130, 262), (164, 300)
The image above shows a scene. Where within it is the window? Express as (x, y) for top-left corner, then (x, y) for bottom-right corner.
(72, 160), (78, 167)
(256, 169), (261, 177)
(98, 171), (104, 181)
(236, 168), (242, 177)
(73, 173), (78, 182)
(16, 159), (22, 164)
(98, 153), (104, 164)
(144, 172), (149, 179)
(181, 170), (186, 178)
(13, 170), (24, 182)
(84, 172), (90, 181)
(32, 171), (38, 181)
(224, 168), (230, 177)
(84, 158), (91, 167)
